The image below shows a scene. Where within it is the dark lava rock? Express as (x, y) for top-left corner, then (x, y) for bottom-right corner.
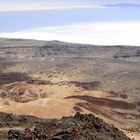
(0, 112), (130, 140)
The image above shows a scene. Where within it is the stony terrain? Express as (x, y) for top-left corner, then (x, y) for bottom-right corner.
(0, 112), (130, 140)
(0, 38), (140, 139)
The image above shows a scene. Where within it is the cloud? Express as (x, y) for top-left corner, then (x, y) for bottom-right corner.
(0, 3), (105, 12)
(0, 22), (140, 46)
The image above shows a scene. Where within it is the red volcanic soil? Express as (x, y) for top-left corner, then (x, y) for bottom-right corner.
(75, 102), (117, 122)
(114, 111), (140, 119)
(65, 95), (136, 110)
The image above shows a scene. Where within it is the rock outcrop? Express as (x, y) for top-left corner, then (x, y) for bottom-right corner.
(0, 112), (130, 140)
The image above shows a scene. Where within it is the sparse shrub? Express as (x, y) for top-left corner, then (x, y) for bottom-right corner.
(40, 92), (47, 98)
(3, 101), (10, 105)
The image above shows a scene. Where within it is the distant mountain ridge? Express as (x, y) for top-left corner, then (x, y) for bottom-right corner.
(104, 3), (140, 8)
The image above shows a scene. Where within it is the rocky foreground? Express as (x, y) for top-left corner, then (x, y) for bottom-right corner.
(0, 112), (130, 140)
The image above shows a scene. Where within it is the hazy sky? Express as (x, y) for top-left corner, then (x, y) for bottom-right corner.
(0, 0), (140, 45)
(0, 1), (139, 30)
(0, 0), (140, 12)
(0, 0), (140, 4)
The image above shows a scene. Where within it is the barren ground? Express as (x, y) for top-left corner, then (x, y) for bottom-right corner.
(0, 38), (140, 139)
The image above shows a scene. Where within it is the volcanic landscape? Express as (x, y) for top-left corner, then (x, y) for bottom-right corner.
(0, 38), (140, 139)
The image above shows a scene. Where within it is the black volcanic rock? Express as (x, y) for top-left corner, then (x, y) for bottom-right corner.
(0, 112), (130, 140)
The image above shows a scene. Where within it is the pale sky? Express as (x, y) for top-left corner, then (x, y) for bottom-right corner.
(0, 0), (139, 11)
(0, 0), (140, 4)
(0, 3), (105, 12)
(0, 0), (140, 46)
(0, 2), (139, 12)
